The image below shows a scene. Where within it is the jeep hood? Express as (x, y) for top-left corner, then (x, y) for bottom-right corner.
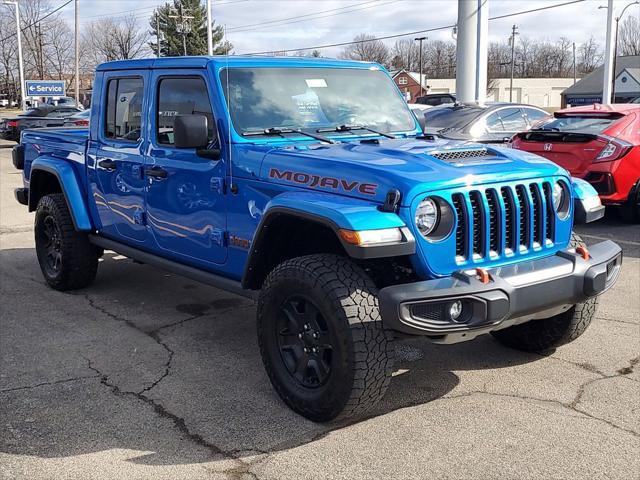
(259, 137), (569, 206)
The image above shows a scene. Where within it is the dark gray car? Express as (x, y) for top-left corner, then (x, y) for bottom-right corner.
(422, 102), (550, 143)
(0, 106), (82, 142)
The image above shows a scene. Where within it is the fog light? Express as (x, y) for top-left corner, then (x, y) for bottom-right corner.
(449, 300), (463, 321)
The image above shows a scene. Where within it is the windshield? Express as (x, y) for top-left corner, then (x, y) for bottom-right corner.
(423, 106), (483, 130)
(537, 115), (621, 135)
(220, 67), (416, 136)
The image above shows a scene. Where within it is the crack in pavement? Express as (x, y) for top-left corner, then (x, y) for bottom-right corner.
(0, 374), (100, 393)
(85, 358), (250, 473)
(595, 316), (639, 326)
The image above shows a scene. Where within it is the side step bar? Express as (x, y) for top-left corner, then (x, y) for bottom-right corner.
(89, 235), (256, 300)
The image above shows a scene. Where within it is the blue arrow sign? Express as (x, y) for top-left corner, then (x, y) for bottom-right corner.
(25, 80), (66, 97)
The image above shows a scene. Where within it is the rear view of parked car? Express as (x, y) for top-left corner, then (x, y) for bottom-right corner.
(0, 105), (83, 142)
(423, 102), (550, 143)
(63, 109), (91, 127)
(510, 104), (640, 222)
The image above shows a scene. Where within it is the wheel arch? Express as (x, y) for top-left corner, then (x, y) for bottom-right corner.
(29, 160), (93, 231)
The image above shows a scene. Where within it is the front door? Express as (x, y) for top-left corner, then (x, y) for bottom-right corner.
(145, 72), (227, 265)
(90, 73), (148, 243)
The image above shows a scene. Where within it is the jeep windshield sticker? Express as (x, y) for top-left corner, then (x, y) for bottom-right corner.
(305, 79), (327, 88)
(291, 89), (329, 125)
(269, 168), (378, 195)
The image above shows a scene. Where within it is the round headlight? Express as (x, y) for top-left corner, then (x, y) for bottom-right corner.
(552, 182), (565, 211)
(416, 197), (439, 236)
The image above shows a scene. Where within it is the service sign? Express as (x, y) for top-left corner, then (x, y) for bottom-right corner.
(26, 80), (66, 97)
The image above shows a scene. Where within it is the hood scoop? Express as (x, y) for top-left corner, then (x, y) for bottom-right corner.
(429, 147), (508, 166)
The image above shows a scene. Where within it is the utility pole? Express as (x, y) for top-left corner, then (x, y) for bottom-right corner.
(572, 42), (576, 84)
(75, 0), (79, 105)
(414, 36), (426, 97)
(2, 1), (26, 110)
(37, 23), (44, 79)
(509, 24), (518, 102)
(156, 13), (161, 57)
(206, 0), (213, 55)
(169, 3), (194, 56)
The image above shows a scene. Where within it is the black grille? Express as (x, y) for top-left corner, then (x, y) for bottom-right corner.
(431, 148), (489, 162)
(515, 185), (529, 249)
(542, 183), (554, 241)
(453, 182), (555, 262)
(452, 194), (467, 258)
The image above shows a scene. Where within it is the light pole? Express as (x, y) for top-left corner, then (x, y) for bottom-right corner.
(611, 1), (638, 101)
(414, 37), (426, 98)
(2, 1), (26, 111)
(75, 0), (79, 105)
(508, 24), (518, 102)
(206, 0), (213, 55)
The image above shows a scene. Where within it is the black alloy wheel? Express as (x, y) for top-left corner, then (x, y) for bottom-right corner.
(277, 295), (334, 388)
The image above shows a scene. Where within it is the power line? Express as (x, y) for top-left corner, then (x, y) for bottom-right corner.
(0, 0), (73, 44)
(244, 0), (587, 55)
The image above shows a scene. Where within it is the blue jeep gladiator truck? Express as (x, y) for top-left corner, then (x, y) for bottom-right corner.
(13, 56), (622, 422)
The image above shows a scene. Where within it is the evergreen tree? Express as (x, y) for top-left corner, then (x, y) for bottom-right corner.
(149, 0), (232, 57)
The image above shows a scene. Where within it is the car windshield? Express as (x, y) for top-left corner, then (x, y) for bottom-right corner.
(537, 115), (621, 134)
(220, 67), (416, 136)
(423, 106), (483, 130)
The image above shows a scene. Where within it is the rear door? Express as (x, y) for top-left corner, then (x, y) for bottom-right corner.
(90, 72), (149, 243)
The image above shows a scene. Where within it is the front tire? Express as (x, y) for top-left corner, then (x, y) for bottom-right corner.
(257, 254), (394, 422)
(35, 193), (99, 291)
(491, 232), (598, 352)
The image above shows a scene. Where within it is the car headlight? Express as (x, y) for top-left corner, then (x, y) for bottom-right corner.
(553, 181), (570, 219)
(416, 197), (439, 236)
(552, 182), (564, 211)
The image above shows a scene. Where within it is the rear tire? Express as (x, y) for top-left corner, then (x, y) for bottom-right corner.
(491, 232), (598, 352)
(257, 254), (394, 422)
(34, 193), (99, 291)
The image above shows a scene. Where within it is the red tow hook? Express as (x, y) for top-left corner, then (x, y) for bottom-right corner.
(476, 267), (491, 284)
(576, 245), (590, 260)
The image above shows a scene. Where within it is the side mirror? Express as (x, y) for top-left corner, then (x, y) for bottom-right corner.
(174, 114), (210, 149)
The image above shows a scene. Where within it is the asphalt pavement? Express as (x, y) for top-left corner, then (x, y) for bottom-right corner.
(1, 139), (638, 479)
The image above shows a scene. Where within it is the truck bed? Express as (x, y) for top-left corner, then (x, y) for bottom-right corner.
(21, 128), (89, 181)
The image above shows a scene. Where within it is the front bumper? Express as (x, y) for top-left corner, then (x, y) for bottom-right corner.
(379, 240), (622, 343)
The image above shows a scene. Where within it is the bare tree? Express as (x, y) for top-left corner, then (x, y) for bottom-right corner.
(618, 15), (640, 56)
(82, 16), (149, 70)
(339, 33), (389, 65)
(578, 36), (602, 75)
(390, 39), (419, 71)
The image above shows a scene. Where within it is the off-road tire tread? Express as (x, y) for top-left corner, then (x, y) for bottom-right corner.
(491, 232), (598, 352)
(258, 254), (394, 422)
(35, 194), (98, 291)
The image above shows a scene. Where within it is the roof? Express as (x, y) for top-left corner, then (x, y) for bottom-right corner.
(557, 103), (640, 115)
(563, 56), (640, 96)
(96, 55), (380, 72)
(391, 69), (427, 86)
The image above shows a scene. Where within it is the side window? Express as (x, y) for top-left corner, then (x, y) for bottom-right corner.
(104, 77), (144, 141)
(485, 112), (504, 132)
(524, 108), (549, 124)
(156, 77), (214, 146)
(498, 107), (528, 132)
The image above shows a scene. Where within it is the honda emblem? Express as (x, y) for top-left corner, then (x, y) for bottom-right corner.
(543, 143), (553, 151)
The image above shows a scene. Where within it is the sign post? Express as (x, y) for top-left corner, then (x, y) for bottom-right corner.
(25, 80), (66, 98)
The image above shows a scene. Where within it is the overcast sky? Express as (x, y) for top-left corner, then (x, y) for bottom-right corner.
(62, 0), (637, 57)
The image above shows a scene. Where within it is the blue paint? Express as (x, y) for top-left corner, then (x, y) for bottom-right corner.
(18, 56), (582, 284)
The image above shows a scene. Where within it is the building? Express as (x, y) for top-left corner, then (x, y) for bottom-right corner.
(561, 56), (640, 106)
(391, 70), (576, 108)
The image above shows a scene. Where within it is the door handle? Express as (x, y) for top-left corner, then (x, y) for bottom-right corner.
(145, 166), (168, 179)
(98, 159), (117, 171)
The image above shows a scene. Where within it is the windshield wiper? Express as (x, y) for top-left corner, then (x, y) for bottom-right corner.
(242, 127), (336, 144)
(317, 124), (396, 139)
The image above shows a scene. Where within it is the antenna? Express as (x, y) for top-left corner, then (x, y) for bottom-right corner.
(225, 25), (236, 194)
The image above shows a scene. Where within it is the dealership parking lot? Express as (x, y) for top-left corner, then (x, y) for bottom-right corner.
(0, 140), (638, 479)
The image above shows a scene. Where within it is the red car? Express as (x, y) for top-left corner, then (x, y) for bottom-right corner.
(510, 104), (640, 222)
